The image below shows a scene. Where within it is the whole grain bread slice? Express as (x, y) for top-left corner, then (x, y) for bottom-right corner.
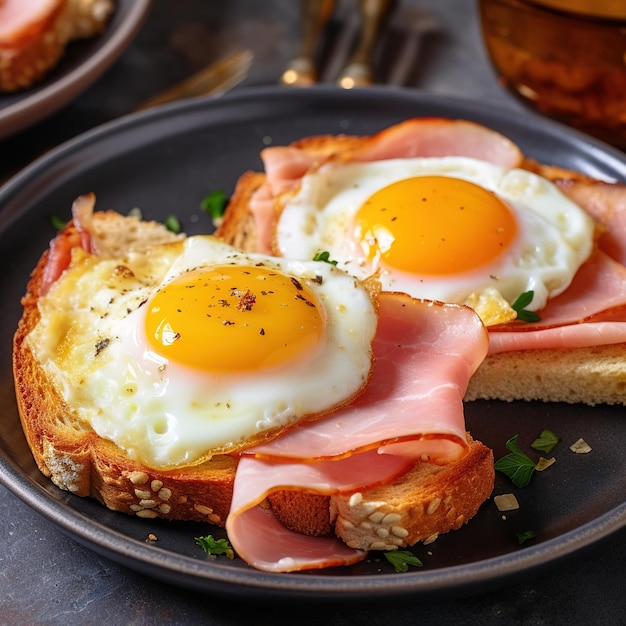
(14, 210), (494, 549)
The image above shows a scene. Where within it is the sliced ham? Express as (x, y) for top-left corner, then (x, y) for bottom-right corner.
(485, 240), (626, 352)
(40, 193), (96, 295)
(70, 193), (97, 254)
(259, 119), (523, 196)
(490, 249), (626, 329)
(346, 118), (524, 168)
(248, 180), (277, 255)
(0, 0), (64, 45)
(481, 261), (626, 353)
(259, 146), (320, 196)
(40, 224), (82, 296)
(249, 294), (487, 462)
(489, 321), (626, 354)
(556, 178), (626, 266)
(225, 293), (489, 572)
(226, 504), (368, 573)
(227, 451), (411, 573)
(251, 118), (525, 254)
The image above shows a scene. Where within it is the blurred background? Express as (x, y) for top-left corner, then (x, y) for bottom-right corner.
(1, 0), (526, 177)
(4, 0), (626, 178)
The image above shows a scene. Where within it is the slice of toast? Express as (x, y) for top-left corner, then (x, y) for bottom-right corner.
(215, 134), (626, 407)
(14, 210), (494, 552)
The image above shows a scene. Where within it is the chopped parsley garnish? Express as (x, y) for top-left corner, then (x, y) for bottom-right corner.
(164, 214), (181, 233)
(516, 529), (537, 546)
(195, 534), (235, 560)
(531, 429), (560, 454)
(494, 434), (536, 488)
(312, 251), (338, 265)
(201, 189), (228, 220)
(50, 215), (68, 230)
(511, 291), (541, 322)
(384, 550), (423, 573)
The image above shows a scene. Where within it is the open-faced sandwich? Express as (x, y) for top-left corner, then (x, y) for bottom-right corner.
(216, 117), (626, 406)
(16, 116), (626, 573)
(13, 193), (494, 572)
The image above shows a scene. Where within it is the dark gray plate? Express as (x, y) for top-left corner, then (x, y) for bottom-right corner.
(0, 86), (625, 601)
(0, 0), (151, 139)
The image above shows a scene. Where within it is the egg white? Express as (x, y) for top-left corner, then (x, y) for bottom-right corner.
(275, 156), (595, 314)
(28, 236), (378, 469)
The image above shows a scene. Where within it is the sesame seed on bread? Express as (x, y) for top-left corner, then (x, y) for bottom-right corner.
(269, 435), (494, 550)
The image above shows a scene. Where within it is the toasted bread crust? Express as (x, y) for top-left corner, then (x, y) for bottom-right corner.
(14, 211), (494, 552)
(215, 171), (264, 253)
(13, 214), (236, 525)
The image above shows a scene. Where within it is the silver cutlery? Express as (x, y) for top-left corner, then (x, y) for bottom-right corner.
(280, 0), (336, 87)
(135, 49), (254, 111)
(337, 0), (395, 88)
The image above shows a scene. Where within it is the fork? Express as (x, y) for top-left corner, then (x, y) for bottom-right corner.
(336, 0), (396, 88)
(280, 0), (336, 87)
(134, 49), (254, 111)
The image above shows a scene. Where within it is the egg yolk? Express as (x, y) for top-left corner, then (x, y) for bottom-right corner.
(354, 175), (518, 275)
(145, 265), (326, 372)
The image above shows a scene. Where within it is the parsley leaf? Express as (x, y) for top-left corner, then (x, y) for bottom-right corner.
(494, 434), (536, 488)
(531, 429), (560, 454)
(516, 529), (537, 546)
(384, 550), (423, 573)
(312, 251), (338, 265)
(201, 189), (228, 220)
(50, 215), (68, 230)
(164, 214), (181, 233)
(511, 291), (541, 322)
(195, 535), (235, 560)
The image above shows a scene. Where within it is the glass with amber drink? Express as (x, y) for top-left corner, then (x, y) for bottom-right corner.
(478, 0), (626, 149)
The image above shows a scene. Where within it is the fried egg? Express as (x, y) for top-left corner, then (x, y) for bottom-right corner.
(274, 156), (596, 325)
(28, 236), (378, 468)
